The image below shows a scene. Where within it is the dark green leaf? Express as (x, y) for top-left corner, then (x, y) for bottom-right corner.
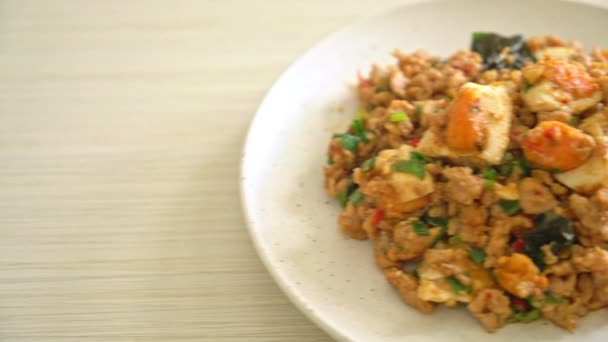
(548, 168), (563, 174)
(447, 276), (472, 294)
(340, 134), (360, 153)
(471, 32), (536, 70)
(523, 82), (533, 92)
(374, 87), (386, 93)
(412, 220), (430, 236)
(499, 199), (521, 216)
(348, 190), (364, 205)
(327, 156), (333, 165)
(469, 248), (486, 264)
(523, 213), (575, 268)
(361, 157), (376, 171)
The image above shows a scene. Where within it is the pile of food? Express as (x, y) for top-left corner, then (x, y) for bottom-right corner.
(323, 33), (608, 332)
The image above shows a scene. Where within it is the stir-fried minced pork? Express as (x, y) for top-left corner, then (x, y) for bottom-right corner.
(323, 33), (608, 332)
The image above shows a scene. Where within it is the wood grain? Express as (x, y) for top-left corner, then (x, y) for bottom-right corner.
(0, 1), (403, 341)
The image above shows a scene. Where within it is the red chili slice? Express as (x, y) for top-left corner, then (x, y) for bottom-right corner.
(511, 297), (530, 312)
(372, 208), (385, 226)
(513, 239), (524, 253)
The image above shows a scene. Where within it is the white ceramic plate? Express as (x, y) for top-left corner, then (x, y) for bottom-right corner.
(241, 0), (608, 341)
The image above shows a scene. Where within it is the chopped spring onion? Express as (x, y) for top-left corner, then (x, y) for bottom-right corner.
(390, 111), (408, 122)
(411, 151), (436, 163)
(528, 293), (567, 309)
(412, 267), (420, 279)
(507, 309), (540, 323)
(515, 158), (531, 176)
(340, 134), (360, 153)
(482, 167), (497, 189)
(448, 235), (462, 245)
(356, 108), (368, 119)
(351, 119), (369, 142)
(447, 276), (472, 294)
(336, 181), (356, 208)
(336, 192), (348, 208)
(424, 216), (448, 229)
(412, 220), (430, 236)
(544, 293), (567, 305)
(502, 151), (514, 162)
(424, 215), (448, 247)
(469, 248), (486, 264)
(500, 162), (514, 177)
(498, 152), (515, 176)
(569, 116), (579, 126)
(348, 190), (364, 205)
(392, 159), (424, 179)
(361, 157), (376, 171)
(374, 86), (386, 93)
(413, 105), (422, 119)
(499, 199), (521, 216)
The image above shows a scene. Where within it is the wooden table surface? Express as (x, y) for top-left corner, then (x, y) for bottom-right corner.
(0, 1), (405, 341)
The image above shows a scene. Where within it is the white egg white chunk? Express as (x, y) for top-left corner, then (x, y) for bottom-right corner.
(376, 144), (434, 203)
(555, 151), (608, 194)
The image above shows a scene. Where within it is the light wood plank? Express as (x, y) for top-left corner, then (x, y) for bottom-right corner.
(0, 1), (402, 340)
